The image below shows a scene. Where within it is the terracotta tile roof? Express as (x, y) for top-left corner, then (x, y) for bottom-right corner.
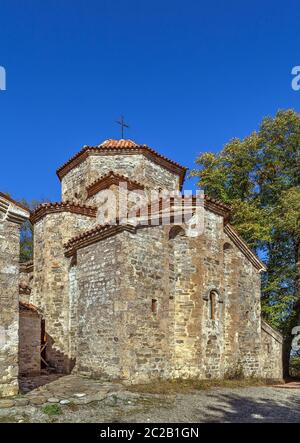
(30, 201), (97, 224)
(204, 195), (231, 211)
(60, 193), (263, 272)
(64, 194), (232, 256)
(126, 195), (231, 221)
(56, 139), (188, 188)
(86, 171), (145, 198)
(64, 223), (136, 257)
(99, 139), (138, 148)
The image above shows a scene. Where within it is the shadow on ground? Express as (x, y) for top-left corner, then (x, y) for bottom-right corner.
(198, 390), (300, 423)
(19, 373), (64, 394)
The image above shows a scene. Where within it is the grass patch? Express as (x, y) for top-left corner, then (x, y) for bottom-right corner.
(126, 378), (268, 395)
(42, 404), (62, 416)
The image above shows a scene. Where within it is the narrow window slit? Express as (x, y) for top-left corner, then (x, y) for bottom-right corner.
(152, 299), (158, 314)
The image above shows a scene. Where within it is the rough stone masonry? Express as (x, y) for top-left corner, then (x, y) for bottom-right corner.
(0, 193), (30, 396)
(0, 138), (283, 396)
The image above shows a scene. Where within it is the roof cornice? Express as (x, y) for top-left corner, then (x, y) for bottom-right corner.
(86, 171), (145, 199)
(204, 195), (231, 220)
(56, 143), (188, 188)
(261, 320), (283, 344)
(64, 223), (136, 257)
(64, 194), (232, 256)
(30, 201), (97, 225)
(224, 223), (266, 272)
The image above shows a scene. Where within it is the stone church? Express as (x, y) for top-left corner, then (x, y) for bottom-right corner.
(0, 138), (283, 397)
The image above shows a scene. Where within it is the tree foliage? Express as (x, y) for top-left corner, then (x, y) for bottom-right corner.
(191, 109), (300, 373)
(19, 199), (48, 263)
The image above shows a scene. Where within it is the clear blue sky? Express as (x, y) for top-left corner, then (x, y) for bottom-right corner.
(1, 0), (300, 202)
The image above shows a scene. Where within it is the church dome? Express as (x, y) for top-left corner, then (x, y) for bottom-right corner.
(98, 139), (139, 149)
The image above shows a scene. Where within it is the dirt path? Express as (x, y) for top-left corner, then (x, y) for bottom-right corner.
(0, 384), (299, 423)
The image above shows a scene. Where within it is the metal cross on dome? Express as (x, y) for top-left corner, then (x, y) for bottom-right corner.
(116, 115), (129, 139)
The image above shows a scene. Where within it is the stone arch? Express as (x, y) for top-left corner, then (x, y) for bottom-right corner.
(168, 223), (197, 372)
(203, 287), (223, 302)
(205, 289), (223, 321)
(168, 225), (186, 299)
(209, 290), (218, 320)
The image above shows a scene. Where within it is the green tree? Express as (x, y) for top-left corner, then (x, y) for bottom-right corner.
(191, 109), (300, 377)
(19, 199), (48, 263)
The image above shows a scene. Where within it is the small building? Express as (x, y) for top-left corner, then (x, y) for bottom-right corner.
(0, 138), (284, 397)
(27, 138), (283, 382)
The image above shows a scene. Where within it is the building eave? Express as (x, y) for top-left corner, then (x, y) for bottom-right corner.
(30, 201), (97, 224)
(56, 144), (188, 189)
(224, 223), (266, 272)
(86, 171), (145, 199)
(261, 320), (283, 344)
(64, 223), (137, 257)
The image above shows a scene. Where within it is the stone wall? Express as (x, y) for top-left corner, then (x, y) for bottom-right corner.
(261, 320), (283, 380)
(73, 207), (274, 382)
(75, 234), (124, 378)
(19, 306), (41, 376)
(29, 143), (282, 382)
(0, 219), (20, 396)
(61, 154), (180, 204)
(120, 226), (171, 381)
(0, 194), (29, 396)
(31, 212), (95, 372)
(19, 261), (33, 304)
(223, 234), (262, 377)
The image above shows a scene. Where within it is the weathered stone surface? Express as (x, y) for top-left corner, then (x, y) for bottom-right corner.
(61, 152), (180, 204)
(19, 261), (33, 304)
(26, 138), (282, 385)
(14, 398), (29, 407)
(261, 321), (283, 379)
(0, 399), (15, 408)
(30, 212), (95, 373)
(47, 397), (60, 403)
(60, 399), (70, 405)
(29, 396), (47, 405)
(19, 308), (41, 376)
(74, 213), (282, 381)
(0, 194), (30, 397)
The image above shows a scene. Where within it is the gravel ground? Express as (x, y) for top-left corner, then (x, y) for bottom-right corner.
(0, 386), (299, 423)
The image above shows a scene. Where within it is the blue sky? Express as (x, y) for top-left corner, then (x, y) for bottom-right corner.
(0, 0), (300, 202)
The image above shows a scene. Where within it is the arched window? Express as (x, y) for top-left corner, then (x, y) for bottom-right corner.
(223, 242), (233, 252)
(168, 225), (185, 240)
(209, 290), (218, 320)
(152, 299), (158, 314)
